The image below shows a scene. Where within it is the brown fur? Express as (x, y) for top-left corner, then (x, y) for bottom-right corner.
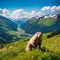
(26, 32), (42, 52)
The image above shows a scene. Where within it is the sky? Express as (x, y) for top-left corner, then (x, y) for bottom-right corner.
(0, 0), (60, 20)
(0, 0), (60, 10)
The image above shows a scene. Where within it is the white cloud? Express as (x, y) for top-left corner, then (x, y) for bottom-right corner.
(29, 11), (36, 17)
(10, 9), (24, 19)
(41, 6), (51, 11)
(57, 6), (60, 10)
(0, 8), (10, 18)
(11, 10), (37, 19)
(0, 6), (60, 20)
(51, 6), (57, 12)
(2, 9), (10, 18)
(0, 8), (43, 20)
(41, 6), (60, 14)
(36, 12), (43, 17)
(25, 10), (36, 18)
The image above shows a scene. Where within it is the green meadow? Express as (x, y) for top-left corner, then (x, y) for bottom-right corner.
(0, 32), (60, 60)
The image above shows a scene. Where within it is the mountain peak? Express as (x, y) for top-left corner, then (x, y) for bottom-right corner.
(21, 14), (60, 34)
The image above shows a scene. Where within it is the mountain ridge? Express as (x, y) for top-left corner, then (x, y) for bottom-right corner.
(21, 14), (60, 34)
(0, 16), (21, 44)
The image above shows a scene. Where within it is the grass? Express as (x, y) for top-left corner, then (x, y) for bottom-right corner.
(38, 18), (56, 27)
(0, 33), (60, 60)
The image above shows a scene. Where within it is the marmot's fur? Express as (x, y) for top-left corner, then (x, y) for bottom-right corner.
(26, 32), (42, 52)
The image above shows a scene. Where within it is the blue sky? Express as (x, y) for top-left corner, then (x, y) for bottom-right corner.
(0, 0), (60, 10)
(0, 0), (60, 20)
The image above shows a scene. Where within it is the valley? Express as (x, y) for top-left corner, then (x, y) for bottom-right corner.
(0, 14), (60, 60)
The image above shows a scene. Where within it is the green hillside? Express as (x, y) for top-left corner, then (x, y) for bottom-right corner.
(21, 14), (60, 34)
(0, 32), (60, 60)
(0, 16), (23, 44)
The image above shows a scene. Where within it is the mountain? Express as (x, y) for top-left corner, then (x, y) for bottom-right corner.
(0, 16), (21, 44)
(14, 20), (25, 26)
(13, 18), (28, 26)
(0, 16), (18, 31)
(21, 14), (60, 34)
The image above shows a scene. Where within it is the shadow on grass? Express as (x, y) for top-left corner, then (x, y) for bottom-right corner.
(40, 47), (53, 53)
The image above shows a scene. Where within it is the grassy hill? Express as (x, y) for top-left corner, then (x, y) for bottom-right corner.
(0, 16), (18, 31)
(21, 14), (60, 34)
(0, 31), (60, 60)
(0, 16), (24, 44)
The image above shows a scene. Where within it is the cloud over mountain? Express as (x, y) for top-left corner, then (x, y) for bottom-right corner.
(41, 6), (60, 13)
(0, 8), (10, 18)
(0, 6), (60, 20)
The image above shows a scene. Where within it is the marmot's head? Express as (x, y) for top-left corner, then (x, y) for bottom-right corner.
(36, 32), (42, 37)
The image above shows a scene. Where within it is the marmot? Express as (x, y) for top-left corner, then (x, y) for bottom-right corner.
(26, 32), (42, 52)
